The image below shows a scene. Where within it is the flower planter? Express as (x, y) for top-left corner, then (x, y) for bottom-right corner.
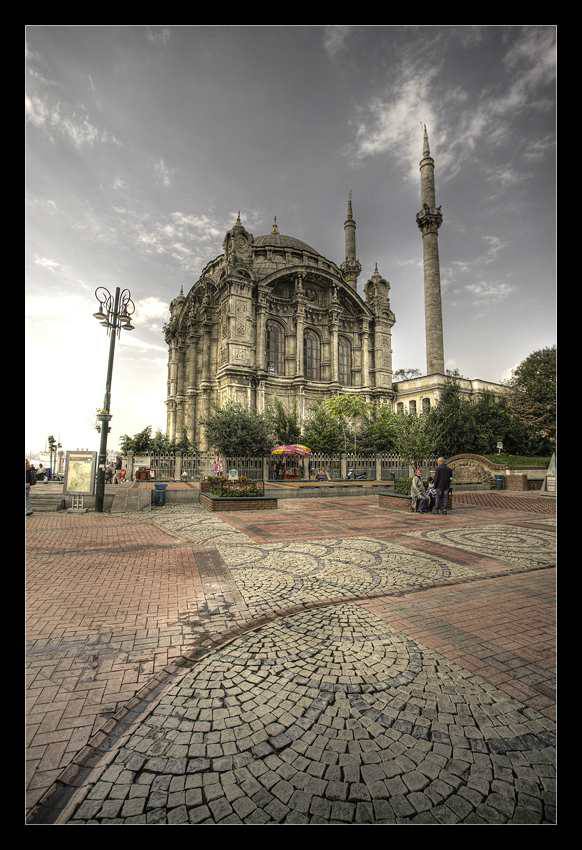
(199, 493), (278, 512)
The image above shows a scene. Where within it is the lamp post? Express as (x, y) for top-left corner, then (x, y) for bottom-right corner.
(93, 286), (135, 512)
(47, 434), (56, 479)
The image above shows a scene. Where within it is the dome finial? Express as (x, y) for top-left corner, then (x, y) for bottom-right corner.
(272, 216), (279, 235)
(236, 211), (241, 224)
(180, 284), (184, 296)
(374, 262), (379, 275)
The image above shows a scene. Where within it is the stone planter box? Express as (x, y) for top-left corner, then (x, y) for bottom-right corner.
(199, 493), (278, 512)
(378, 491), (412, 511)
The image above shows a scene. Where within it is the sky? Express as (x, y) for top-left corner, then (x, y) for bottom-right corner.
(25, 25), (556, 455)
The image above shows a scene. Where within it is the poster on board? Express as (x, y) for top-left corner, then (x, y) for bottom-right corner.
(64, 450), (98, 496)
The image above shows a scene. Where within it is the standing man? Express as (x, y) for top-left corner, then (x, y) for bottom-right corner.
(25, 459), (35, 516)
(434, 456), (453, 515)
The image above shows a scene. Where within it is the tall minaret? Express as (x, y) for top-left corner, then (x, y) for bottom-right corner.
(416, 125), (445, 375)
(340, 191), (362, 290)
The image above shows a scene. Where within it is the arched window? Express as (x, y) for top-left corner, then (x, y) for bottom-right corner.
(409, 400), (417, 416)
(266, 321), (284, 376)
(338, 337), (352, 386)
(422, 397), (431, 414)
(396, 402), (404, 414)
(304, 330), (321, 381)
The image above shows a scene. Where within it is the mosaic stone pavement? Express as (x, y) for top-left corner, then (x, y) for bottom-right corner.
(219, 538), (478, 615)
(69, 605), (555, 825)
(409, 525), (555, 571)
(150, 505), (252, 549)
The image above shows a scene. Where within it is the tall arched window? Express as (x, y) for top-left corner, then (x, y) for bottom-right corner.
(409, 400), (417, 416)
(396, 402), (404, 414)
(304, 330), (321, 380)
(422, 397), (431, 414)
(266, 321), (284, 376)
(338, 337), (352, 386)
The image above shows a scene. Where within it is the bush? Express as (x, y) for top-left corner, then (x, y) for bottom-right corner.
(209, 477), (262, 497)
(394, 477), (412, 495)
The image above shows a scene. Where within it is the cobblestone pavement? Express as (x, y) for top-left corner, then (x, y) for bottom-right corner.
(25, 497), (555, 824)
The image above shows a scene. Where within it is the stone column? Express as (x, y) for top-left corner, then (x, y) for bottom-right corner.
(330, 314), (339, 384)
(361, 320), (370, 388)
(174, 451), (182, 482)
(256, 287), (268, 373)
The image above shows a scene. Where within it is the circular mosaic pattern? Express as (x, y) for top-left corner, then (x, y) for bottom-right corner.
(70, 604), (555, 825)
(416, 525), (555, 570)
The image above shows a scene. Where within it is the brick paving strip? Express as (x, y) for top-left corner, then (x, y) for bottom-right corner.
(25, 500), (555, 824)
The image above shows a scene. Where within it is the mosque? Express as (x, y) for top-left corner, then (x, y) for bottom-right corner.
(163, 127), (507, 450)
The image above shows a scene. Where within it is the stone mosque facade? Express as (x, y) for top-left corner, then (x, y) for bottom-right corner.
(164, 128), (507, 450)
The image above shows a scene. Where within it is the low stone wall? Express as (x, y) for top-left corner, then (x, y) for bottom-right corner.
(199, 494), (278, 512)
(506, 474), (528, 492)
(378, 492), (412, 512)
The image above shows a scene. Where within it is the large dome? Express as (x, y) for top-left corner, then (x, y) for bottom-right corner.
(253, 233), (320, 255)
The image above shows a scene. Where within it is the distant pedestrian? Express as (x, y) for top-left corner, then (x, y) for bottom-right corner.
(25, 459), (34, 516)
(105, 464), (114, 484)
(433, 457), (453, 515)
(37, 463), (45, 481)
(211, 455), (223, 477)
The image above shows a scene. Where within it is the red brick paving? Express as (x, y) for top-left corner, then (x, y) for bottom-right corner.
(25, 495), (556, 818)
(359, 568), (556, 719)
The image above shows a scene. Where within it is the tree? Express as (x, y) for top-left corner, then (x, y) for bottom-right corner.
(204, 403), (274, 456)
(265, 399), (302, 445)
(508, 346), (556, 448)
(302, 403), (346, 454)
(323, 395), (369, 452)
(119, 426), (153, 454)
(393, 368), (422, 381)
(174, 429), (192, 454)
(426, 380), (476, 457)
(358, 405), (398, 453)
(393, 412), (434, 466)
(150, 430), (174, 454)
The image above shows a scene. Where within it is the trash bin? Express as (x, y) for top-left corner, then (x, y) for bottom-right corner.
(153, 482), (168, 506)
(495, 475), (506, 490)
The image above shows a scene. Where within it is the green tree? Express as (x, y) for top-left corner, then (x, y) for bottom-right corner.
(119, 426), (153, 454)
(204, 403), (274, 456)
(150, 430), (174, 454)
(302, 402), (346, 454)
(323, 395), (368, 452)
(426, 380), (478, 457)
(393, 412), (434, 466)
(174, 429), (192, 454)
(508, 346), (556, 448)
(265, 399), (302, 445)
(358, 405), (398, 453)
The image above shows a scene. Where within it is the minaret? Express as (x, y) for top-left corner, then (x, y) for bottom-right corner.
(340, 191), (362, 290)
(416, 125), (445, 375)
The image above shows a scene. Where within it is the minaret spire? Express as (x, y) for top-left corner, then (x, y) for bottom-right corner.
(340, 190), (361, 290)
(422, 124), (430, 158)
(416, 126), (445, 375)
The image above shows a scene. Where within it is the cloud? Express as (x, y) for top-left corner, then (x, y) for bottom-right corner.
(146, 27), (171, 46)
(523, 134), (555, 162)
(113, 177), (128, 190)
(154, 158), (173, 187)
(25, 93), (121, 148)
(132, 296), (170, 328)
(323, 26), (353, 57)
(349, 27), (556, 182)
(486, 165), (530, 189)
(33, 255), (63, 273)
(465, 280), (514, 305)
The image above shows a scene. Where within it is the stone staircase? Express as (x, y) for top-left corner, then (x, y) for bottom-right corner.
(30, 492), (66, 512)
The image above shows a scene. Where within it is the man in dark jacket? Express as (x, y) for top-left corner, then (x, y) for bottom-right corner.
(434, 457), (453, 515)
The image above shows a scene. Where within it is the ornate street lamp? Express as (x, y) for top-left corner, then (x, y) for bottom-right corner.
(93, 287), (135, 512)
